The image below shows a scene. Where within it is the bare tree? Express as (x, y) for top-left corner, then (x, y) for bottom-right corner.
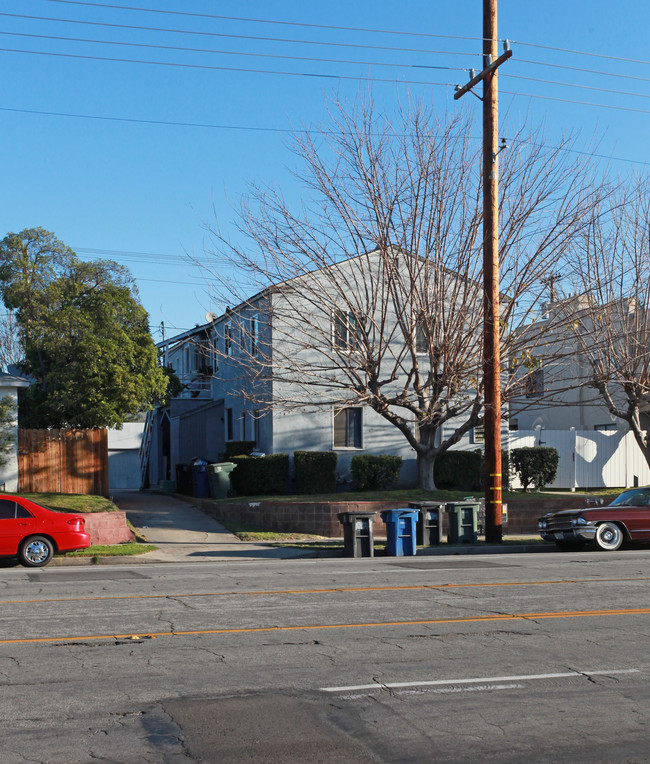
(553, 178), (650, 467)
(0, 309), (22, 371)
(203, 97), (609, 489)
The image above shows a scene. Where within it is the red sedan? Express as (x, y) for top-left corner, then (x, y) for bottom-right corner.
(0, 495), (91, 567)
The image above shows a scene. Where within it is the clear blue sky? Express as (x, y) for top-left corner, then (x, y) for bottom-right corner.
(2, 0), (649, 342)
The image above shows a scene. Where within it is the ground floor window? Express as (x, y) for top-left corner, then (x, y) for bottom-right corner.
(334, 407), (362, 449)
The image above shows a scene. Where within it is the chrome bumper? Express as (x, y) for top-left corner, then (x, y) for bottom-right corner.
(540, 526), (596, 543)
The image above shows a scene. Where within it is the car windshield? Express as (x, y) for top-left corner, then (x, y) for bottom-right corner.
(610, 488), (650, 507)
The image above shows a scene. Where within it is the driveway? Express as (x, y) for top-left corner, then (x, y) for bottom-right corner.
(111, 490), (316, 563)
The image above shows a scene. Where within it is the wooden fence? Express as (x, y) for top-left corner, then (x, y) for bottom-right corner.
(18, 428), (109, 496)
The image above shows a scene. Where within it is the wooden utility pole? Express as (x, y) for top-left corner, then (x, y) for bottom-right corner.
(455, 0), (511, 542)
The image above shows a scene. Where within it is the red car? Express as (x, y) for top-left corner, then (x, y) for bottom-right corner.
(0, 495), (91, 567)
(538, 486), (650, 551)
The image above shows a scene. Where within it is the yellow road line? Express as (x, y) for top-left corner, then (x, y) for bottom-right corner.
(1, 576), (648, 606)
(2, 606), (650, 645)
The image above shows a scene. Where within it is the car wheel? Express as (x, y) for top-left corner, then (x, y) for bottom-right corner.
(594, 522), (623, 552)
(18, 536), (54, 567)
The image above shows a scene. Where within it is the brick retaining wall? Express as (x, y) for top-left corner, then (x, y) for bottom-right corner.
(197, 495), (609, 537)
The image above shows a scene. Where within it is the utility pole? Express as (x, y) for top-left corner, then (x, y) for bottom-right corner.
(454, 0), (511, 543)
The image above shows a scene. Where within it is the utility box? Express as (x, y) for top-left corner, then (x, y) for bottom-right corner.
(208, 462), (236, 499)
(409, 502), (443, 546)
(445, 501), (480, 544)
(380, 508), (419, 556)
(337, 511), (377, 558)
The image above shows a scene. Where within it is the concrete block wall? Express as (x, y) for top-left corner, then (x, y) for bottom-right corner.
(197, 495), (610, 538)
(80, 510), (135, 546)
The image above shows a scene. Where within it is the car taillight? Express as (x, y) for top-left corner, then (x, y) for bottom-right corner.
(67, 517), (85, 528)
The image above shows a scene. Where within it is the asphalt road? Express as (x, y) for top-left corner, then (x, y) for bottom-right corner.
(1, 549), (649, 763)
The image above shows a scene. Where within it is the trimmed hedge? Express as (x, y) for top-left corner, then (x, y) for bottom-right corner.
(230, 453), (289, 496)
(224, 441), (256, 458)
(350, 454), (402, 491)
(294, 451), (337, 494)
(510, 446), (559, 491)
(434, 450), (482, 491)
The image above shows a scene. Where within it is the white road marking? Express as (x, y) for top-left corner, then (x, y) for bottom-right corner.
(321, 668), (639, 693)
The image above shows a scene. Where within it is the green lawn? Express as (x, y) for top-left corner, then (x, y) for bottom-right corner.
(19, 492), (119, 513)
(64, 542), (157, 558)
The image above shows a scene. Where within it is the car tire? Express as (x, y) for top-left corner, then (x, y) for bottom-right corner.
(18, 536), (55, 567)
(594, 522), (624, 552)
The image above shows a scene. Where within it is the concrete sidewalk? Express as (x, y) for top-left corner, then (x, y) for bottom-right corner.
(108, 490), (320, 563)
(48, 490), (548, 565)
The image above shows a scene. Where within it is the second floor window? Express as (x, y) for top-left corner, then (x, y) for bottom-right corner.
(224, 324), (232, 356)
(525, 367), (544, 398)
(333, 309), (363, 351)
(250, 315), (259, 357)
(225, 408), (234, 440)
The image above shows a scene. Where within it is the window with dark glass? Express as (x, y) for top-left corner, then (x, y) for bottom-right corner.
(333, 310), (363, 350)
(0, 500), (17, 519)
(525, 367), (544, 398)
(334, 407), (362, 448)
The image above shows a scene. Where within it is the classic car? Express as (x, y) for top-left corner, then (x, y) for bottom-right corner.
(538, 486), (650, 551)
(0, 495), (91, 567)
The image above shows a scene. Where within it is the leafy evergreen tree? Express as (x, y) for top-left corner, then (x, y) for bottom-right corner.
(0, 228), (169, 428)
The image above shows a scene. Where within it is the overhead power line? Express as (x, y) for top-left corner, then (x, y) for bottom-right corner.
(0, 47), (458, 87)
(43, 0), (650, 67)
(0, 30), (466, 72)
(43, 0), (490, 43)
(2, 106), (649, 167)
(0, 13), (481, 59)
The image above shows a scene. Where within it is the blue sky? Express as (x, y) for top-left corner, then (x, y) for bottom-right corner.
(2, 0), (649, 343)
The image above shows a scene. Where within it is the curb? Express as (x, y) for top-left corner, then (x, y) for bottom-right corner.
(50, 541), (553, 566)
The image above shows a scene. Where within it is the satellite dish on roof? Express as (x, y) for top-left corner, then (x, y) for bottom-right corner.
(205, 311), (218, 323)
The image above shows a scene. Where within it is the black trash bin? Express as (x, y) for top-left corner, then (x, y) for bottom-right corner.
(175, 464), (192, 495)
(191, 459), (210, 498)
(409, 502), (443, 546)
(337, 511), (376, 557)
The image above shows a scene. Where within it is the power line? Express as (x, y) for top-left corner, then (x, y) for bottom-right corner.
(43, 0), (490, 43)
(513, 38), (650, 68)
(0, 13), (481, 59)
(503, 72), (650, 102)
(0, 46), (458, 87)
(0, 30), (466, 72)
(3, 106), (649, 167)
(43, 0), (650, 68)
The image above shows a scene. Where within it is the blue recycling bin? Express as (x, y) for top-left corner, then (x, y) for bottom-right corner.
(192, 460), (211, 498)
(380, 508), (420, 556)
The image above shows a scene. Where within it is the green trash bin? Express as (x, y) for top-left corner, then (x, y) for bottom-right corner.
(445, 501), (479, 544)
(208, 462), (236, 499)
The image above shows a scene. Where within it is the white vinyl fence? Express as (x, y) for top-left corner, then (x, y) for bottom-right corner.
(507, 428), (650, 490)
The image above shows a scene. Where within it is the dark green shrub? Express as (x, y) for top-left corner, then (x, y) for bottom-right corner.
(230, 453), (289, 496)
(510, 446), (559, 491)
(294, 451), (337, 494)
(434, 450), (482, 491)
(350, 454), (402, 491)
(224, 441), (256, 458)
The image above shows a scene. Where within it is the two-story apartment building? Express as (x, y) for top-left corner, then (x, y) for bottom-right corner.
(145, 248), (490, 490)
